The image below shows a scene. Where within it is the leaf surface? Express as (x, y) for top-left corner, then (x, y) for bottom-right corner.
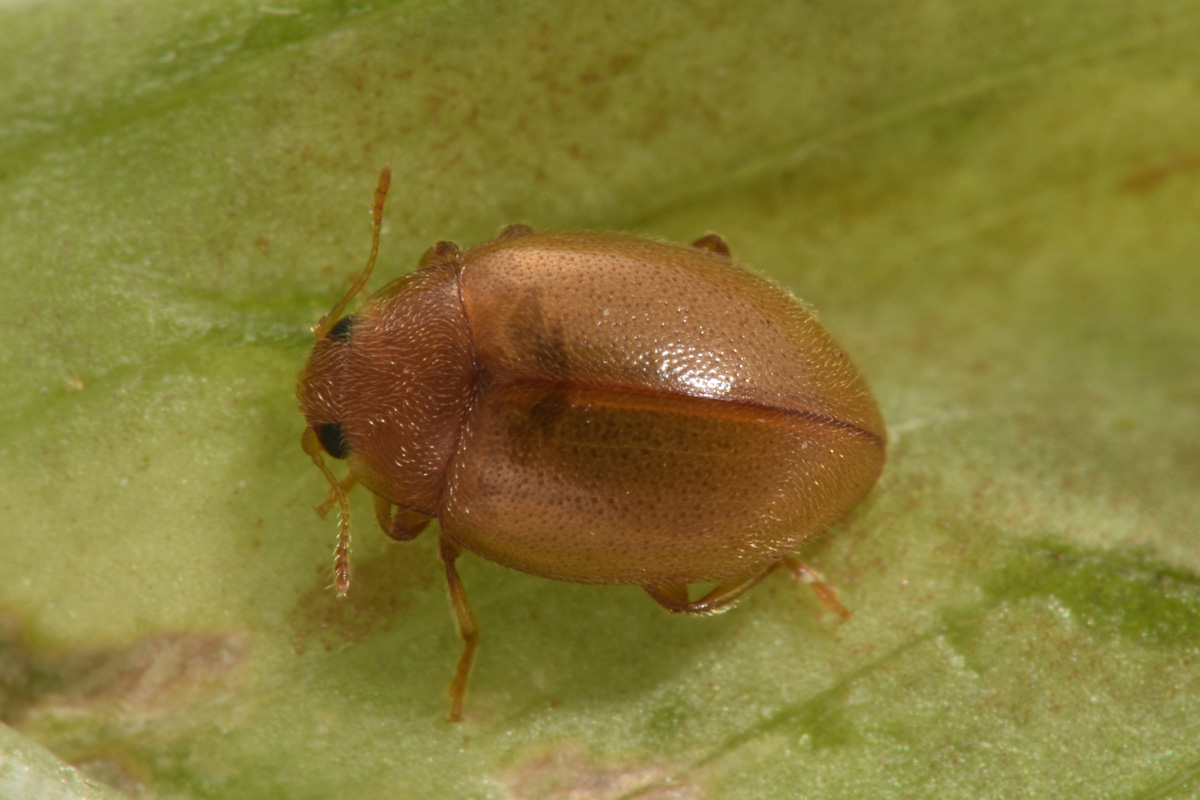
(1, 2), (1198, 798)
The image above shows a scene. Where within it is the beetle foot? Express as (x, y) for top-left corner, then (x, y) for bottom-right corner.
(782, 557), (851, 620)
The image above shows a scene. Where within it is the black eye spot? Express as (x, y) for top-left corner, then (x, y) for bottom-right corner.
(316, 423), (348, 459)
(326, 316), (355, 342)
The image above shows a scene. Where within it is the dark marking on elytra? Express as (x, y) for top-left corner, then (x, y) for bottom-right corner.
(528, 390), (570, 434)
(509, 288), (571, 376)
(500, 386), (571, 464)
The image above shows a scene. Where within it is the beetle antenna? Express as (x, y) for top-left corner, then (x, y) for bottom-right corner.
(301, 427), (353, 596)
(313, 166), (393, 339)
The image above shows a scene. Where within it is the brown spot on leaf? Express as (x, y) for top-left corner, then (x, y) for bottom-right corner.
(0, 610), (250, 724)
(1118, 153), (1199, 194)
(502, 749), (704, 800)
(288, 540), (434, 654)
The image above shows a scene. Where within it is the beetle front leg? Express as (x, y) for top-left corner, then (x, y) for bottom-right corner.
(316, 472), (357, 518)
(438, 536), (480, 722)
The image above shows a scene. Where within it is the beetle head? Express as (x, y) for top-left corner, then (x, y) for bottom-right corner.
(297, 314), (356, 460)
(298, 263), (476, 514)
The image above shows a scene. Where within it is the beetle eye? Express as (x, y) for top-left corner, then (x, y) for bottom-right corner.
(315, 422), (349, 459)
(326, 315), (355, 342)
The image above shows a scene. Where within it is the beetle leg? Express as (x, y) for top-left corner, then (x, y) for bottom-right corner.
(644, 564), (777, 615)
(643, 582), (690, 610)
(645, 558), (853, 619)
(417, 240), (463, 271)
(782, 557), (852, 620)
(690, 233), (731, 258)
(316, 472), (358, 518)
(438, 536), (480, 722)
(372, 495), (432, 542)
(494, 224), (534, 241)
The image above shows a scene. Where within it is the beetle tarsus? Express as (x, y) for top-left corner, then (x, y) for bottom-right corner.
(782, 557), (852, 620)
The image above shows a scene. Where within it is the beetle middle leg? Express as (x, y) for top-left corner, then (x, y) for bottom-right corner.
(372, 495), (432, 542)
(438, 536), (479, 723)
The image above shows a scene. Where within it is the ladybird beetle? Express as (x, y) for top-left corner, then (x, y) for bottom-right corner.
(298, 169), (885, 720)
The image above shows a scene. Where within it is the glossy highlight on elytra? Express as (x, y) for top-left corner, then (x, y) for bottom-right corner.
(297, 168), (886, 721)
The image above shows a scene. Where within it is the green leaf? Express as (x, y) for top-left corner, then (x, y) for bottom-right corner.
(2, 1), (1198, 798)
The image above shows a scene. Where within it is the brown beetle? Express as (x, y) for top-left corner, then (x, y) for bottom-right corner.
(298, 169), (885, 720)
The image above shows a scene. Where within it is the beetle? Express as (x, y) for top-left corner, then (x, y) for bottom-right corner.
(297, 168), (885, 721)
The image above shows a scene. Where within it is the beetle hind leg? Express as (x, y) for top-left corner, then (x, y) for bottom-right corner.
(644, 564), (777, 616)
(781, 557), (852, 620)
(644, 558), (852, 619)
